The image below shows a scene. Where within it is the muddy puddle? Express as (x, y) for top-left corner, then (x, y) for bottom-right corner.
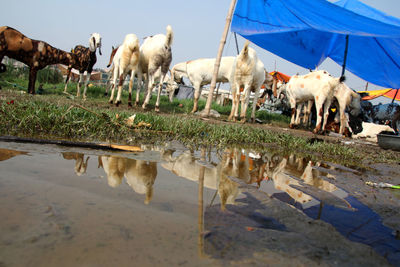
(0, 140), (399, 266)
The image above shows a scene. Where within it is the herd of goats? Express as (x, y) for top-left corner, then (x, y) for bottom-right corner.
(0, 25), (399, 141)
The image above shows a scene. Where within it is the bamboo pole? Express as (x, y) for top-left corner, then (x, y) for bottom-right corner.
(202, 0), (237, 117)
(197, 148), (206, 257)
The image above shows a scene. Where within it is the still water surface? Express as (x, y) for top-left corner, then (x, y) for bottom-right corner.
(0, 141), (399, 266)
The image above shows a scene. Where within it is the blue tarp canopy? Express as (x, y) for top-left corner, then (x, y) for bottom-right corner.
(231, 0), (400, 88)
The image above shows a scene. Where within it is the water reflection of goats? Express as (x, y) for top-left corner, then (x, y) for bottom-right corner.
(98, 156), (157, 205)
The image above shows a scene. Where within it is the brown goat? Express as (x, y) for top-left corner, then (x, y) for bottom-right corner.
(0, 26), (74, 94)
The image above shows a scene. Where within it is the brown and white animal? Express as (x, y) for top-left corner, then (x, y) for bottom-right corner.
(229, 41), (265, 123)
(167, 56), (236, 113)
(104, 45), (119, 96)
(63, 33), (102, 99)
(284, 70), (345, 133)
(135, 25), (173, 112)
(331, 82), (362, 135)
(108, 33), (140, 106)
(0, 26), (74, 94)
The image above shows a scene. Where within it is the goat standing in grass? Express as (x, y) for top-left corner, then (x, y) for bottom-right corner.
(136, 25), (173, 112)
(229, 41), (265, 123)
(108, 34), (140, 106)
(104, 45), (119, 96)
(167, 56), (236, 113)
(63, 33), (102, 100)
(0, 26), (74, 94)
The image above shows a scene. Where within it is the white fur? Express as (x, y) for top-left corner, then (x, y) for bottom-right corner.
(352, 122), (394, 142)
(229, 41), (265, 123)
(108, 33), (140, 106)
(285, 70), (343, 133)
(332, 82), (361, 135)
(167, 56), (236, 113)
(135, 25), (174, 112)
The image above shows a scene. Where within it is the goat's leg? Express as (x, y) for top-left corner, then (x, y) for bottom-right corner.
(64, 67), (72, 93)
(191, 82), (202, 113)
(250, 87), (260, 123)
(234, 86), (241, 121)
(295, 103), (303, 126)
(304, 100), (313, 126)
(0, 53), (6, 73)
(155, 73), (167, 112)
(142, 74), (154, 110)
(228, 88), (237, 121)
(240, 86), (251, 123)
(82, 72), (91, 100)
(128, 69), (137, 107)
(321, 98), (333, 133)
(135, 72), (143, 106)
(289, 98), (297, 128)
(313, 98), (326, 134)
(108, 67), (120, 104)
(116, 72), (127, 106)
(77, 73), (84, 97)
(28, 67), (38, 94)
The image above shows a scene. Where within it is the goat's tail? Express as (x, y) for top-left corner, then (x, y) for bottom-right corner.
(165, 25), (174, 47)
(241, 40), (250, 57)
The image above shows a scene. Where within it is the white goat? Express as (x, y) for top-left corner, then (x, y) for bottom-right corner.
(108, 34), (140, 106)
(332, 82), (362, 135)
(167, 56), (236, 113)
(229, 41), (265, 123)
(285, 70), (345, 133)
(135, 25), (173, 112)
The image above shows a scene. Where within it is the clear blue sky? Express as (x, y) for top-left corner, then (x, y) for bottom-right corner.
(1, 0), (399, 103)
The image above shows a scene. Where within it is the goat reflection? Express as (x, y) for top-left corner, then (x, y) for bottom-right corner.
(98, 156), (156, 204)
(62, 152), (89, 176)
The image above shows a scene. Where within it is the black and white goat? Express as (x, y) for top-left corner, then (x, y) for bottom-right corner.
(64, 33), (102, 99)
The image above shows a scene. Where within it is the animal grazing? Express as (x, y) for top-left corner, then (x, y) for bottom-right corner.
(284, 70), (345, 133)
(229, 41), (265, 123)
(108, 33), (140, 106)
(0, 26), (74, 94)
(64, 33), (102, 99)
(167, 56), (236, 113)
(135, 25), (174, 112)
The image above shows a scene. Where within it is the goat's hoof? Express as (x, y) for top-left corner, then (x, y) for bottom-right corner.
(104, 92), (108, 97)
(108, 100), (113, 105)
(289, 124), (295, 129)
(155, 106), (160, 112)
(115, 101), (121, 107)
(128, 102), (132, 107)
(134, 101), (139, 106)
